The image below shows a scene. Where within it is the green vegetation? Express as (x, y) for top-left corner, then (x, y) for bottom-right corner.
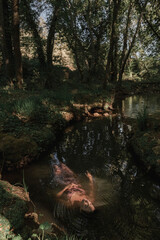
(0, 85), (113, 171)
(136, 106), (148, 131)
(0, 180), (29, 239)
(0, 0), (160, 90)
(0, 0), (160, 239)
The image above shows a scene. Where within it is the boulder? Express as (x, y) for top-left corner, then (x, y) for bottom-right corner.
(0, 180), (30, 239)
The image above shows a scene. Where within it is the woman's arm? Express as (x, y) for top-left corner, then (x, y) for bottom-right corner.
(85, 171), (94, 200)
(57, 185), (69, 197)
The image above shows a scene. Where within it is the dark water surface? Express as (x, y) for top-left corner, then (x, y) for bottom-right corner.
(4, 95), (160, 240)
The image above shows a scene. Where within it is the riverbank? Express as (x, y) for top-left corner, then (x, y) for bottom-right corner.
(0, 85), (114, 239)
(0, 81), (160, 239)
(0, 84), (114, 171)
(1, 81), (160, 171)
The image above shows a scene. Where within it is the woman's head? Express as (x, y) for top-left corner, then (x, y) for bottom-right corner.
(80, 198), (95, 212)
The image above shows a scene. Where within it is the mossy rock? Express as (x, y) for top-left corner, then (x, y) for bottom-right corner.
(0, 134), (38, 165)
(0, 180), (29, 237)
(0, 214), (16, 240)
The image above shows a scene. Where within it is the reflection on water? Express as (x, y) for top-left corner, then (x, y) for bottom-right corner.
(4, 96), (160, 239)
(122, 95), (160, 118)
(52, 118), (160, 239)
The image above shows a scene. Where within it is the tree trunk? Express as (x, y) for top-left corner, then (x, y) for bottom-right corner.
(23, 0), (46, 70)
(86, 0), (95, 78)
(118, 0), (132, 84)
(104, 0), (121, 87)
(66, 35), (84, 81)
(47, 3), (60, 69)
(12, 0), (23, 88)
(110, 0), (121, 83)
(45, 1), (61, 88)
(0, 0), (14, 84)
(118, 0), (149, 85)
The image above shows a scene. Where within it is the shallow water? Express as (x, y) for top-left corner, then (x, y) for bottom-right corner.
(4, 95), (160, 239)
(122, 94), (160, 118)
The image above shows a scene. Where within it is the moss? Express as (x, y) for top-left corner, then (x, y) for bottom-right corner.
(0, 214), (16, 240)
(0, 134), (38, 164)
(0, 180), (29, 236)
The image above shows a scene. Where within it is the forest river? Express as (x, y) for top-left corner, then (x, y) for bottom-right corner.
(4, 94), (160, 240)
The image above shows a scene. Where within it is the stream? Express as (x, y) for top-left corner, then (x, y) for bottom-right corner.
(4, 94), (160, 240)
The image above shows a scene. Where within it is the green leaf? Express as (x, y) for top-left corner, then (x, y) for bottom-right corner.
(31, 233), (38, 237)
(12, 235), (23, 240)
(39, 222), (52, 230)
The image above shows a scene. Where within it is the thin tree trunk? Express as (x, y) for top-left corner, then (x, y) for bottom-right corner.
(65, 0), (89, 77)
(86, 0), (95, 77)
(47, 2), (60, 68)
(66, 35), (84, 81)
(23, 0), (46, 70)
(118, 0), (149, 85)
(45, 1), (61, 88)
(0, 0), (3, 54)
(12, 0), (23, 88)
(110, 0), (121, 83)
(0, 0), (14, 84)
(118, 0), (132, 84)
(104, 0), (121, 87)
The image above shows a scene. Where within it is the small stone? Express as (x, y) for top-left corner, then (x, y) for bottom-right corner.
(103, 113), (109, 117)
(93, 112), (101, 117)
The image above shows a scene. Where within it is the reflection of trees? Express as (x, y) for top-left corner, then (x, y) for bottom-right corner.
(53, 118), (160, 239)
(122, 95), (160, 118)
(108, 153), (160, 240)
(56, 119), (118, 173)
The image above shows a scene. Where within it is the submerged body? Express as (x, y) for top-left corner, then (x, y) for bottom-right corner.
(51, 158), (95, 213)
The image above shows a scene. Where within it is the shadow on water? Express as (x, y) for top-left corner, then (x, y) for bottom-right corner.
(4, 94), (160, 239)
